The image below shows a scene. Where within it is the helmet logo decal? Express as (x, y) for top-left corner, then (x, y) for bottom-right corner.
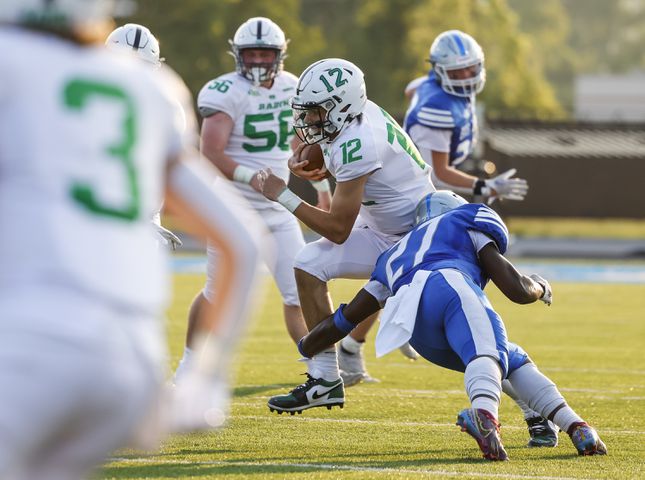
(319, 68), (349, 93)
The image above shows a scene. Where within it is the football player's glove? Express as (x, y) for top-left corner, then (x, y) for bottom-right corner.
(155, 223), (182, 250)
(484, 168), (528, 202)
(529, 274), (552, 306)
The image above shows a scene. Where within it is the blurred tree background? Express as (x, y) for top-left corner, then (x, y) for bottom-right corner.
(126, 0), (645, 119)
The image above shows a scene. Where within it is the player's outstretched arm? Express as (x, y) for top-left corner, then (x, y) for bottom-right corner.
(298, 289), (381, 358)
(479, 243), (551, 305)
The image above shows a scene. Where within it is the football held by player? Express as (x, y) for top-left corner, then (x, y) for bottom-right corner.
(257, 57), (436, 409)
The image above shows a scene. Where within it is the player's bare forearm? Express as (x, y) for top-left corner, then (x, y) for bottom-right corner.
(479, 243), (544, 304)
(293, 202), (356, 244)
(299, 289), (381, 357)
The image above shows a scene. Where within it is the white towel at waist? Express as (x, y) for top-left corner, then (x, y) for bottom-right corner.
(375, 269), (432, 358)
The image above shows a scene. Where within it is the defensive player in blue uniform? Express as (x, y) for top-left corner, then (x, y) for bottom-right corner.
(339, 29), (530, 386)
(403, 30), (527, 202)
(274, 192), (607, 461)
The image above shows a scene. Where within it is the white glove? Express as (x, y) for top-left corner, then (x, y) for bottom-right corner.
(484, 168), (528, 201)
(529, 273), (552, 306)
(155, 223), (182, 250)
(170, 370), (229, 433)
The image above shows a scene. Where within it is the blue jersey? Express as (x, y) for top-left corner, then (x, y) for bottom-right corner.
(403, 72), (477, 167)
(371, 204), (508, 295)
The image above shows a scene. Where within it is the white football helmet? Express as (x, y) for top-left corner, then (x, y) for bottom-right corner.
(429, 30), (486, 98)
(415, 191), (468, 225)
(291, 58), (367, 145)
(106, 23), (162, 66)
(229, 17), (287, 85)
(0, 0), (133, 27)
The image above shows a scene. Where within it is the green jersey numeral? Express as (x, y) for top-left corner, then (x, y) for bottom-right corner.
(243, 109), (293, 152)
(319, 68), (349, 93)
(63, 79), (140, 221)
(340, 138), (363, 164)
(208, 79), (233, 93)
(381, 108), (426, 170)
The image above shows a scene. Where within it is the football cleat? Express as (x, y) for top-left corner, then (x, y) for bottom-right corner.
(338, 345), (380, 386)
(526, 416), (559, 447)
(267, 374), (344, 414)
(456, 408), (508, 461)
(339, 369), (364, 387)
(399, 342), (420, 361)
(568, 422), (607, 456)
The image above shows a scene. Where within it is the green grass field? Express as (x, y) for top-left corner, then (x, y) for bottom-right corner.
(102, 274), (645, 479)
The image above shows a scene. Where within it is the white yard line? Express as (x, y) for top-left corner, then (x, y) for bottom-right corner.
(232, 414), (645, 436)
(107, 457), (596, 480)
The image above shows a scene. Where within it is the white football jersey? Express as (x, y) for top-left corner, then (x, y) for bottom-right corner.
(197, 71), (298, 211)
(0, 28), (193, 314)
(322, 100), (435, 235)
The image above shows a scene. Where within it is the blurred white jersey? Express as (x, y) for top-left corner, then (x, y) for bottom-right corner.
(322, 100), (435, 235)
(0, 27), (193, 315)
(197, 71), (298, 212)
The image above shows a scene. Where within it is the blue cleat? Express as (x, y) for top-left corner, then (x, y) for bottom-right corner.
(456, 408), (508, 461)
(568, 422), (607, 456)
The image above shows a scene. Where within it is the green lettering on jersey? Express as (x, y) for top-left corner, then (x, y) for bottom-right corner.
(381, 107), (426, 170)
(243, 109), (293, 152)
(340, 138), (362, 164)
(63, 79), (140, 221)
(207, 79), (232, 93)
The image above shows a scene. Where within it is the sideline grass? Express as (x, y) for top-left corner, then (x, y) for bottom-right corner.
(101, 274), (645, 479)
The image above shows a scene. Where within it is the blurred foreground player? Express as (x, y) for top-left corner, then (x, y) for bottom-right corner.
(0, 1), (268, 478)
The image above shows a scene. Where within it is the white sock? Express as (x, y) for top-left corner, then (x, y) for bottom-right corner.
(502, 379), (543, 420)
(307, 347), (340, 381)
(173, 346), (193, 382)
(507, 363), (583, 432)
(340, 336), (363, 354)
(464, 357), (502, 418)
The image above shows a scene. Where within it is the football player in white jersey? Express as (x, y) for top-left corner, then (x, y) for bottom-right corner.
(258, 58), (435, 410)
(106, 22), (183, 250)
(0, 2), (267, 478)
(175, 18), (329, 378)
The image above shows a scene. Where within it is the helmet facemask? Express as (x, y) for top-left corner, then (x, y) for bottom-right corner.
(433, 62), (486, 97)
(231, 46), (284, 85)
(292, 99), (337, 145)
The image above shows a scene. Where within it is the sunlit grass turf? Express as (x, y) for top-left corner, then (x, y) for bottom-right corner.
(102, 274), (645, 479)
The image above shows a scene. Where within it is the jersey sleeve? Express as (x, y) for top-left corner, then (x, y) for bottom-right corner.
(416, 93), (456, 130)
(363, 279), (391, 306)
(468, 229), (495, 253)
(408, 124), (451, 152)
(329, 130), (381, 182)
(197, 74), (243, 121)
(470, 204), (510, 255)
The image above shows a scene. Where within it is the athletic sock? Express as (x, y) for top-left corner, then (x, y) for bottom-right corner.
(308, 347), (340, 381)
(507, 362), (583, 432)
(502, 379), (543, 420)
(340, 336), (363, 354)
(465, 357), (502, 418)
(173, 346), (193, 382)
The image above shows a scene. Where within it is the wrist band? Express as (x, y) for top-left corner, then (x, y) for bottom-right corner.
(233, 165), (255, 184)
(311, 179), (331, 192)
(277, 188), (303, 213)
(333, 304), (355, 335)
(473, 179), (486, 196)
